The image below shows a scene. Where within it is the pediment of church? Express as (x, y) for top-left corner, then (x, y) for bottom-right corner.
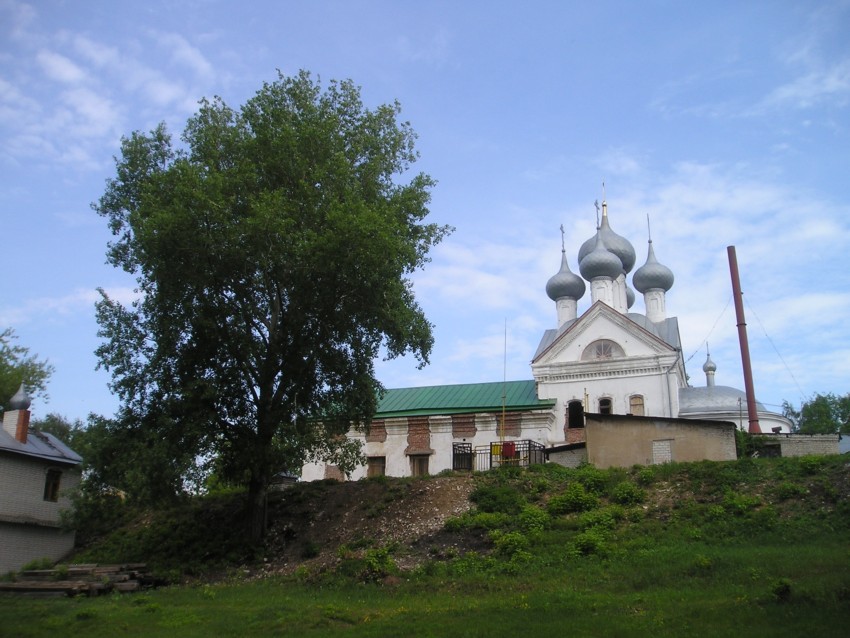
(532, 301), (677, 368)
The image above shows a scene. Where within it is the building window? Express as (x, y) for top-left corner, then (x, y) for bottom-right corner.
(367, 456), (386, 478)
(581, 339), (625, 361)
(629, 395), (645, 416)
(409, 454), (429, 477)
(567, 400), (584, 428)
(43, 469), (62, 502)
(599, 398), (613, 414)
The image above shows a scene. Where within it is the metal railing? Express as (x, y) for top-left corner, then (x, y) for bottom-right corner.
(453, 440), (545, 472)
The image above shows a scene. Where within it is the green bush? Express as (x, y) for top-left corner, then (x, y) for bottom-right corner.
(610, 481), (646, 505)
(518, 505), (551, 537)
(470, 485), (525, 514)
(578, 506), (624, 531)
(490, 530), (531, 560)
(571, 527), (607, 556)
(547, 482), (599, 516)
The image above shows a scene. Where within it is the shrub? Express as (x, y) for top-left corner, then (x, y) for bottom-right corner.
(518, 505), (551, 537)
(610, 481), (646, 505)
(490, 530), (531, 561)
(470, 485), (525, 515)
(571, 527), (606, 556)
(636, 466), (655, 486)
(363, 547), (397, 581)
(578, 506), (624, 531)
(575, 464), (607, 494)
(772, 578), (793, 603)
(547, 482), (599, 516)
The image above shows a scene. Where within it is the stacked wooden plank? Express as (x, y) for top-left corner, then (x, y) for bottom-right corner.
(0, 563), (154, 596)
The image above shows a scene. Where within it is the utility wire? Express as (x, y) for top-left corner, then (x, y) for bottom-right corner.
(743, 296), (807, 403)
(684, 295), (733, 365)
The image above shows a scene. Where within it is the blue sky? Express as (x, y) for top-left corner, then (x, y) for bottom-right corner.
(1, 0), (849, 423)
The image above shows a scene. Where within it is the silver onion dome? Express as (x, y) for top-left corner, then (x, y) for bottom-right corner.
(579, 232), (622, 280)
(9, 383), (31, 410)
(633, 240), (674, 293)
(546, 250), (586, 301)
(579, 208), (636, 274)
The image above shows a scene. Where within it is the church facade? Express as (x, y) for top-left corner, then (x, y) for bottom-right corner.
(301, 197), (791, 481)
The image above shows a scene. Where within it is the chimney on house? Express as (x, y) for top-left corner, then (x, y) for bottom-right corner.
(2, 383), (32, 444)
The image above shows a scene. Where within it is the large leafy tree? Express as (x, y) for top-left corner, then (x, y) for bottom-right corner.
(782, 393), (850, 435)
(94, 71), (450, 540)
(0, 328), (54, 411)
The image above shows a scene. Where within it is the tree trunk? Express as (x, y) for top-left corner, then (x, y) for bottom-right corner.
(247, 476), (268, 544)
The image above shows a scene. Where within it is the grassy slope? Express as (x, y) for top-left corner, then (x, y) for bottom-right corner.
(2, 455), (849, 637)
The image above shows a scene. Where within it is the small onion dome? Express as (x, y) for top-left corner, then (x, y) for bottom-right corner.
(579, 212), (637, 273)
(633, 240), (674, 293)
(703, 352), (717, 374)
(9, 383), (31, 410)
(579, 231), (622, 281)
(626, 281), (636, 309)
(546, 251), (586, 301)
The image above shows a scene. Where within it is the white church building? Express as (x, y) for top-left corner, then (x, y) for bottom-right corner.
(302, 197), (792, 481)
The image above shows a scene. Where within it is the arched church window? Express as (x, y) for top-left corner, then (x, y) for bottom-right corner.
(629, 395), (645, 416)
(599, 398), (613, 414)
(581, 339), (625, 361)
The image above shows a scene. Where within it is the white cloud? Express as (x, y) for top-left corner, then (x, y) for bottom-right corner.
(155, 32), (214, 80)
(36, 49), (86, 84)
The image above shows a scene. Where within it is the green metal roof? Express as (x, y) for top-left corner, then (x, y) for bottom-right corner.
(375, 380), (554, 418)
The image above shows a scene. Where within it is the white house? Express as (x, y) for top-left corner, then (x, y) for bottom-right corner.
(0, 385), (82, 573)
(302, 196), (792, 480)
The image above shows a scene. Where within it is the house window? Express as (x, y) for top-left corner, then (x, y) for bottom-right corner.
(567, 400), (584, 428)
(409, 454), (429, 477)
(599, 398), (613, 414)
(629, 395), (645, 416)
(44, 469), (62, 502)
(581, 339), (625, 361)
(367, 456), (386, 478)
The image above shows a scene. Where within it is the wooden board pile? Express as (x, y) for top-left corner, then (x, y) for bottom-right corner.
(0, 564), (155, 597)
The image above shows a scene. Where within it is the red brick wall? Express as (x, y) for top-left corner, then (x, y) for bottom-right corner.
(451, 414), (476, 438)
(491, 411), (521, 438)
(405, 416), (432, 454)
(365, 419), (387, 443)
(566, 427), (586, 444)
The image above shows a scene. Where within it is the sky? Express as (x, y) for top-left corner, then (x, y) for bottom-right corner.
(1, 0), (849, 424)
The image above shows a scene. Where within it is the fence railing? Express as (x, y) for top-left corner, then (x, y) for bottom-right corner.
(452, 440), (545, 472)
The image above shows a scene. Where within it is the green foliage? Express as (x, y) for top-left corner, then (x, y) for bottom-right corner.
(518, 505), (550, 537)
(784, 393), (850, 434)
(547, 482), (599, 516)
(489, 530), (532, 561)
(93, 70), (451, 539)
(571, 527), (607, 556)
(363, 546), (397, 581)
(0, 328), (53, 411)
(20, 557), (55, 571)
(469, 484), (525, 514)
(772, 577), (793, 603)
(610, 481), (646, 505)
(577, 505), (625, 531)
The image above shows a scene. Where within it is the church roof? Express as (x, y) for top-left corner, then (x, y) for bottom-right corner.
(0, 427), (82, 466)
(678, 385), (766, 415)
(375, 380), (554, 418)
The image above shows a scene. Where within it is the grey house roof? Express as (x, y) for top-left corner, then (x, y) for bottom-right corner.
(0, 427), (82, 466)
(678, 385), (766, 415)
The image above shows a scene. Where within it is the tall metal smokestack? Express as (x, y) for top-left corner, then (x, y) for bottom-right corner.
(727, 246), (761, 434)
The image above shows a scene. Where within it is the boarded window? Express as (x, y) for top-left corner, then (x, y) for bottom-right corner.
(652, 439), (673, 464)
(366, 456), (386, 478)
(43, 469), (62, 502)
(599, 398), (613, 414)
(629, 395), (645, 416)
(410, 454), (429, 477)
